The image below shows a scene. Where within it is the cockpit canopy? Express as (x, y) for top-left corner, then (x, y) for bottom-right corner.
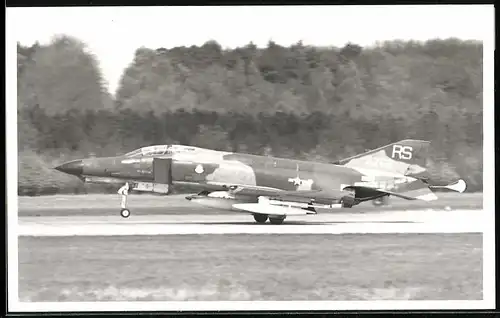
(124, 145), (200, 158)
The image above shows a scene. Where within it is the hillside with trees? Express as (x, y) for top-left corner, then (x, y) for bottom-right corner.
(17, 36), (483, 195)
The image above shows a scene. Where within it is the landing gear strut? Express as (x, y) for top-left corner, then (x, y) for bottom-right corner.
(118, 182), (131, 218)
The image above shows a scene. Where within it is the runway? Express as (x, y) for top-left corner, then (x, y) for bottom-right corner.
(18, 208), (486, 236)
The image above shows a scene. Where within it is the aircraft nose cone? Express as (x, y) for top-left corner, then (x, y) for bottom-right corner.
(55, 160), (84, 176)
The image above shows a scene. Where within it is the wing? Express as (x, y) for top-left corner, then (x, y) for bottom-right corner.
(208, 181), (328, 198)
(216, 183), (285, 196)
(173, 181), (286, 196)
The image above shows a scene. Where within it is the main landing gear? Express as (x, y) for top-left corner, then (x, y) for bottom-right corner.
(340, 196), (355, 208)
(253, 214), (268, 223)
(340, 188), (356, 208)
(269, 217), (285, 225)
(253, 214), (286, 225)
(118, 182), (131, 218)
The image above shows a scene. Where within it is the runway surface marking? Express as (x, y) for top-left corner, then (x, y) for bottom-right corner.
(18, 209), (486, 236)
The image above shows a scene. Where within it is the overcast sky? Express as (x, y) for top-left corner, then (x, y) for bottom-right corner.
(8, 5), (494, 95)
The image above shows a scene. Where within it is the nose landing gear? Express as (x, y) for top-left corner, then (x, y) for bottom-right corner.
(118, 182), (131, 218)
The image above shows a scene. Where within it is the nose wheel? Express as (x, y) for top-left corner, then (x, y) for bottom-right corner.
(118, 182), (131, 218)
(120, 208), (131, 218)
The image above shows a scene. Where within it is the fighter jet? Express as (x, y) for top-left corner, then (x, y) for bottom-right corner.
(54, 139), (467, 224)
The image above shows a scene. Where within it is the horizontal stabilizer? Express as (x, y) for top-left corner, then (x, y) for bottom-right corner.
(232, 203), (315, 216)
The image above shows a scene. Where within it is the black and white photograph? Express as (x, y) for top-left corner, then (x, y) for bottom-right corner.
(7, 4), (495, 313)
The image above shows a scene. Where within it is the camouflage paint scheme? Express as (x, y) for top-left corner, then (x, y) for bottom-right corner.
(55, 140), (467, 222)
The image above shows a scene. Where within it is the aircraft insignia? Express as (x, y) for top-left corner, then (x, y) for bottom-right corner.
(195, 164), (204, 174)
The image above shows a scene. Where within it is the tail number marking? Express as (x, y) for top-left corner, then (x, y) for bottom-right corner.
(391, 145), (413, 160)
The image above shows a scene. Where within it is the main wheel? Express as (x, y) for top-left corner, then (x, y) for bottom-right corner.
(269, 218), (284, 225)
(340, 197), (354, 208)
(120, 208), (131, 218)
(253, 214), (268, 223)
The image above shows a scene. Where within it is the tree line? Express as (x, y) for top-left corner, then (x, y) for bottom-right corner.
(17, 35), (483, 195)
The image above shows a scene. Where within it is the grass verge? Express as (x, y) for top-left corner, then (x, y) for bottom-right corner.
(19, 233), (482, 301)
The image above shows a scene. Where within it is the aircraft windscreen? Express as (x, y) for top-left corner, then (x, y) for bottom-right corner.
(141, 145), (173, 156)
(124, 145), (168, 157)
(124, 145), (200, 157)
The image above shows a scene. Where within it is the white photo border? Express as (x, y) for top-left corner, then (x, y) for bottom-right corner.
(6, 4), (496, 312)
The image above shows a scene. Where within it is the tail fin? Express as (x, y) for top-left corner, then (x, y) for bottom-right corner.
(336, 139), (431, 176)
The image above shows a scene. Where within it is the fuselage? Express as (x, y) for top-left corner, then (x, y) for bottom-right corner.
(54, 142), (467, 220)
(56, 145), (408, 203)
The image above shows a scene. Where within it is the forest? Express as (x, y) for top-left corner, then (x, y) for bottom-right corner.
(17, 36), (483, 195)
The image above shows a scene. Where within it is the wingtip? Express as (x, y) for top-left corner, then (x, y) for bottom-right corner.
(428, 179), (467, 193)
(452, 179), (467, 193)
(440, 179), (467, 193)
